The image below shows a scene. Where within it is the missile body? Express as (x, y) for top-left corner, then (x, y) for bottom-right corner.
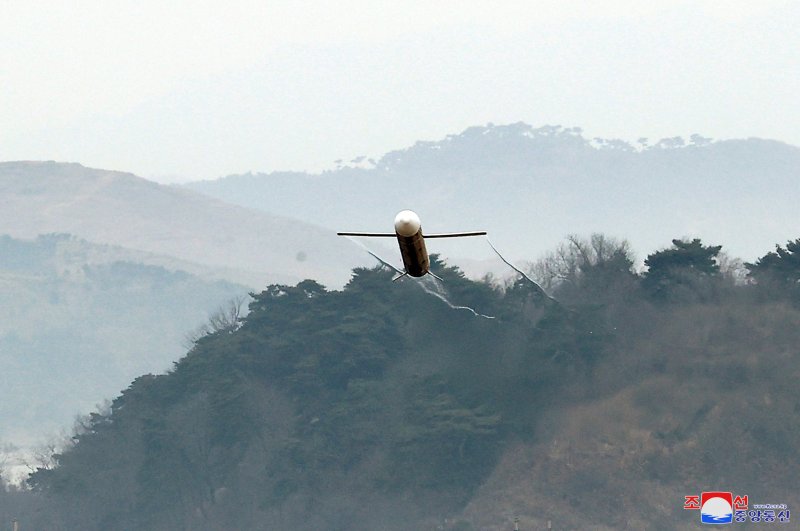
(394, 210), (429, 277)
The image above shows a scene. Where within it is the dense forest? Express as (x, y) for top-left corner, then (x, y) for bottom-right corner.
(2, 234), (800, 530)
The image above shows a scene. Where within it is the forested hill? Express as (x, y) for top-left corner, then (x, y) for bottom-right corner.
(184, 123), (800, 264)
(11, 236), (800, 530)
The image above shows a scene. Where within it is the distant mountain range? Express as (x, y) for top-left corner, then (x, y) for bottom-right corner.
(185, 123), (800, 265)
(0, 161), (367, 288)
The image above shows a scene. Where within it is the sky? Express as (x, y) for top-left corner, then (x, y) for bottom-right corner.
(1, 0), (798, 183)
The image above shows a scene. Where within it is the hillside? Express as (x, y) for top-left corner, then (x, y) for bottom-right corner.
(0, 161), (367, 288)
(11, 236), (800, 530)
(184, 123), (800, 265)
(0, 234), (247, 447)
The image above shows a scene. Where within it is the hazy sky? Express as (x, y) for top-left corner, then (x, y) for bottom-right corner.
(2, 0), (798, 183)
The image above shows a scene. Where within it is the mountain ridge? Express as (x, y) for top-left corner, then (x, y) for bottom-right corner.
(0, 161), (368, 288)
(183, 123), (800, 265)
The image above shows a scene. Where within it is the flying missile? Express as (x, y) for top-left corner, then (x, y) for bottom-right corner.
(338, 210), (486, 281)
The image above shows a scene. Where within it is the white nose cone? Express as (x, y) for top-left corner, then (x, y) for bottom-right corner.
(394, 210), (421, 236)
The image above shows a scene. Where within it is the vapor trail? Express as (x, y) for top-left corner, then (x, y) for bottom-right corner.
(344, 235), (404, 274)
(485, 236), (556, 303)
(417, 276), (495, 319)
(344, 236), (495, 319)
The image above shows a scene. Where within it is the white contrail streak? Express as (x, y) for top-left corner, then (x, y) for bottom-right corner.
(417, 276), (495, 319)
(344, 236), (405, 274)
(485, 236), (557, 303)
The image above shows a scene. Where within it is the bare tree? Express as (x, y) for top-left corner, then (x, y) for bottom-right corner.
(0, 441), (17, 487)
(527, 233), (634, 291)
(184, 295), (249, 348)
(716, 251), (748, 285)
(207, 295), (247, 333)
(22, 438), (61, 473)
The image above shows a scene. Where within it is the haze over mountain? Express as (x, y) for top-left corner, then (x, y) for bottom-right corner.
(0, 161), (367, 288)
(185, 123), (800, 266)
(0, 234), (248, 447)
